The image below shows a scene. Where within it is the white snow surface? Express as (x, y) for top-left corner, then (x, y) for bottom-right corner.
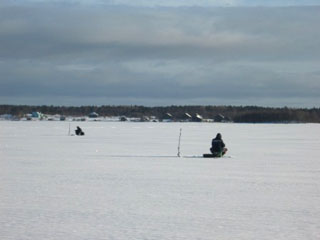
(1, 121), (320, 240)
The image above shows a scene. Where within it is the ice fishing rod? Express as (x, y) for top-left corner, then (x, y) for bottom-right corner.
(177, 128), (182, 157)
(68, 122), (71, 136)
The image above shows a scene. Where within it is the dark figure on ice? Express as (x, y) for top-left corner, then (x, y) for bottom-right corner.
(75, 126), (85, 136)
(210, 133), (227, 157)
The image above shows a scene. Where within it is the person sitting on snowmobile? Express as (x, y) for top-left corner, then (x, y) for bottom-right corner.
(210, 133), (227, 157)
(75, 126), (85, 136)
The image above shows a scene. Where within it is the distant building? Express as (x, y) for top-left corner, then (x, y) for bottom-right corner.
(162, 113), (173, 122)
(214, 114), (225, 122)
(140, 116), (150, 122)
(192, 113), (203, 122)
(0, 114), (13, 120)
(89, 112), (99, 118)
(31, 112), (44, 119)
(181, 113), (192, 121)
(32, 112), (41, 118)
(150, 116), (159, 122)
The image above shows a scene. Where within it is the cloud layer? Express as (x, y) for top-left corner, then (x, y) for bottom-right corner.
(0, 2), (319, 107)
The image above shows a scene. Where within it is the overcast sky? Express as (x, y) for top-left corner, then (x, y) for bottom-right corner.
(0, 0), (319, 107)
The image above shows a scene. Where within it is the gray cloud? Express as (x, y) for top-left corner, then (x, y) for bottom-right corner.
(0, 3), (319, 107)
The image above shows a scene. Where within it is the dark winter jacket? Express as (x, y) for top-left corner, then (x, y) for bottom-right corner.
(75, 127), (84, 136)
(211, 135), (225, 153)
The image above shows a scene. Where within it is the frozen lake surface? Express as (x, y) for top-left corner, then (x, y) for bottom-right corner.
(1, 121), (320, 240)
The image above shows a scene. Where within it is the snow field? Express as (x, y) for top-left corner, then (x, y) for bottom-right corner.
(0, 121), (320, 240)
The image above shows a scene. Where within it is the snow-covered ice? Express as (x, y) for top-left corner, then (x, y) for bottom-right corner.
(1, 121), (320, 240)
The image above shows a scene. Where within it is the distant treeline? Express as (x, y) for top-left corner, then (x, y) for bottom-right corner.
(1, 104), (320, 123)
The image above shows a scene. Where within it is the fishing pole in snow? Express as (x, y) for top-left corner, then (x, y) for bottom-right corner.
(177, 128), (182, 157)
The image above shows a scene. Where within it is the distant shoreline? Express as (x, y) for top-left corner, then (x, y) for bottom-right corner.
(1, 104), (320, 123)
